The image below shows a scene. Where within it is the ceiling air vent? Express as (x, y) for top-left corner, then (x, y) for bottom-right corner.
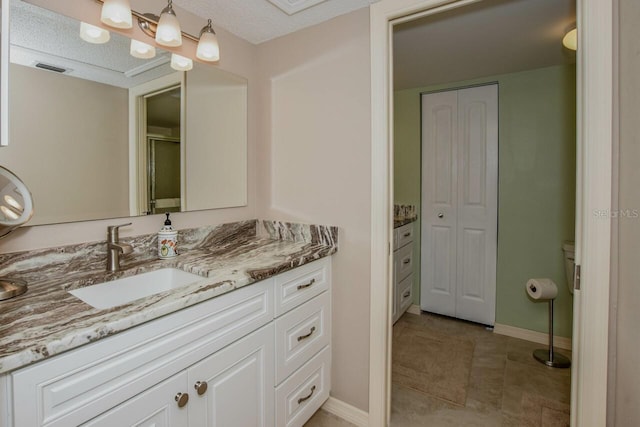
(35, 63), (67, 74)
(268, 0), (329, 15)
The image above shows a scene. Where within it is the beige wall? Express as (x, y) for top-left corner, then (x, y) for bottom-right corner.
(612, 0), (640, 424)
(255, 9), (372, 411)
(0, 1), (259, 252)
(5, 63), (129, 225)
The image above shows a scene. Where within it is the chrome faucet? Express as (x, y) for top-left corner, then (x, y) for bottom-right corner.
(107, 223), (133, 272)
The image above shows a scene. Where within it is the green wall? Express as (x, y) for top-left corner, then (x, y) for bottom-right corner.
(394, 64), (576, 338)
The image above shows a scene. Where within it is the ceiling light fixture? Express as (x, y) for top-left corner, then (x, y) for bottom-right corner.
(563, 28), (577, 51)
(100, 0), (132, 29)
(79, 22), (110, 44)
(130, 39), (156, 59)
(93, 0), (221, 63)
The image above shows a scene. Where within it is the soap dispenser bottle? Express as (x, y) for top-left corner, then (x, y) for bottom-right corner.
(158, 213), (178, 259)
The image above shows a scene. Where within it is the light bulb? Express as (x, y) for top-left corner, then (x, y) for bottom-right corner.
(80, 22), (110, 44)
(196, 20), (220, 62)
(0, 205), (19, 220)
(130, 40), (156, 59)
(3, 195), (23, 212)
(156, 1), (182, 47)
(101, 0), (133, 29)
(171, 54), (193, 71)
(563, 28), (577, 51)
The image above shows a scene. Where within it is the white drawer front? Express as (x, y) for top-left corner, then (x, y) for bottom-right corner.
(275, 346), (331, 427)
(396, 223), (414, 249)
(275, 292), (330, 385)
(274, 258), (330, 317)
(395, 242), (414, 283)
(398, 274), (413, 316)
(12, 279), (274, 427)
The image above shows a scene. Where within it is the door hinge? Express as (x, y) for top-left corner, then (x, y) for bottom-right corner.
(574, 264), (581, 291)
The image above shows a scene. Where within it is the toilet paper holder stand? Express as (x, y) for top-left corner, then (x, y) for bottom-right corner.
(534, 298), (571, 369)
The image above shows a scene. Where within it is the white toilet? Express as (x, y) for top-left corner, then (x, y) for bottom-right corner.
(563, 241), (575, 294)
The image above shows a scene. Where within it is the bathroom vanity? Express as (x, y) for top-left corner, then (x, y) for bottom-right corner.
(0, 220), (337, 427)
(392, 220), (415, 324)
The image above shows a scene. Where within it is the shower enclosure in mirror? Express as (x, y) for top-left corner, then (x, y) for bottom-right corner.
(1, 0), (248, 225)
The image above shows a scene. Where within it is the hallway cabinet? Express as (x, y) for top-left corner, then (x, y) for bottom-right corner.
(420, 84), (498, 326)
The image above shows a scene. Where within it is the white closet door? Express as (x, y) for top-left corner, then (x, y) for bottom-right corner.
(420, 90), (458, 317)
(420, 85), (498, 326)
(455, 85), (498, 325)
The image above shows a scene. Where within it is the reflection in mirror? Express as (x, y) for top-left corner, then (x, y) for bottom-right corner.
(2, 0), (248, 226)
(1, 0), (8, 147)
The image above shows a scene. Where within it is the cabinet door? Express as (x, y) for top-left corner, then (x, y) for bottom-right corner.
(188, 324), (275, 427)
(81, 372), (189, 427)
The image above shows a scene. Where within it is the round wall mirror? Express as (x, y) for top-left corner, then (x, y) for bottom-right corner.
(0, 165), (34, 300)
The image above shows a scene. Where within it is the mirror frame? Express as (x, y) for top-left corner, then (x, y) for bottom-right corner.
(1, 0), (8, 146)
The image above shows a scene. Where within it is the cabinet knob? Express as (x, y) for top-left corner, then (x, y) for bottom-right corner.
(175, 392), (189, 408)
(297, 278), (316, 290)
(437, 213), (444, 218)
(194, 381), (208, 396)
(298, 385), (317, 404)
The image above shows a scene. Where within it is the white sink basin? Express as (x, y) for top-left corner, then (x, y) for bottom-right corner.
(69, 268), (204, 309)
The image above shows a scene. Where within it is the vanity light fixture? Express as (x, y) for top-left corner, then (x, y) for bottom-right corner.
(79, 22), (111, 44)
(563, 27), (577, 51)
(171, 53), (193, 71)
(130, 39), (156, 59)
(93, 0), (221, 63)
(196, 19), (220, 61)
(100, 0), (132, 29)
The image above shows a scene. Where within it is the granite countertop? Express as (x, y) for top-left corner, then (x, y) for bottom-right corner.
(394, 216), (418, 229)
(0, 220), (337, 374)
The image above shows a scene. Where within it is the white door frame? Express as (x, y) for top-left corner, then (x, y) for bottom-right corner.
(369, 0), (613, 426)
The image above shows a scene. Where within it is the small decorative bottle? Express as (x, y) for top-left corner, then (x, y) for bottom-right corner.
(158, 213), (178, 259)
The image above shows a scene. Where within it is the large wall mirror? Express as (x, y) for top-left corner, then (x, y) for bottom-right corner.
(0, 0), (248, 226)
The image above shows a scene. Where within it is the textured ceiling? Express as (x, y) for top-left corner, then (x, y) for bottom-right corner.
(393, 0), (576, 90)
(172, 0), (379, 44)
(10, 0), (175, 88)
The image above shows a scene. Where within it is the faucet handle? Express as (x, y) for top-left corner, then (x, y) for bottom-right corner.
(107, 222), (132, 241)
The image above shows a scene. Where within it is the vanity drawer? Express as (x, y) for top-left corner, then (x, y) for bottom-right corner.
(274, 258), (330, 317)
(11, 279), (274, 427)
(275, 346), (331, 427)
(275, 291), (330, 384)
(398, 274), (413, 316)
(395, 223), (414, 250)
(394, 242), (414, 283)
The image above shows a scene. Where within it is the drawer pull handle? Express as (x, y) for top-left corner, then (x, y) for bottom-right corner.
(297, 278), (316, 290)
(403, 291), (411, 298)
(298, 385), (317, 404)
(403, 232), (411, 237)
(194, 381), (208, 396)
(403, 259), (411, 265)
(297, 326), (317, 341)
(175, 392), (189, 408)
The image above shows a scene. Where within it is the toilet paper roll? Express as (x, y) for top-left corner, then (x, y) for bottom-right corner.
(526, 278), (558, 301)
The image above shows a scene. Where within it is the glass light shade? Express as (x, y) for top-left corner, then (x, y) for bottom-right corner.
(79, 22), (110, 44)
(100, 0), (133, 29)
(171, 54), (193, 71)
(563, 28), (577, 51)
(156, 9), (182, 47)
(197, 31), (220, 62)
(130, 40), (156, 59)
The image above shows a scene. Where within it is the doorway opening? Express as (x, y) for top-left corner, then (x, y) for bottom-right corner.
(388, 0), (576, 424)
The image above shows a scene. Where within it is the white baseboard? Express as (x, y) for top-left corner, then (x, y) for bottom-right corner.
(493, 323), (572, 351)
(322, 396), (369, 427)
(406, 304), (421, 315)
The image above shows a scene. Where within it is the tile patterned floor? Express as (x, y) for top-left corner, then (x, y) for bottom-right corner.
(305, 311), (571, 427)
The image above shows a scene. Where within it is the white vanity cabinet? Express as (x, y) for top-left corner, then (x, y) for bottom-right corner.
(393, 223), (415, 324)
(2, 257), (332, 427)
